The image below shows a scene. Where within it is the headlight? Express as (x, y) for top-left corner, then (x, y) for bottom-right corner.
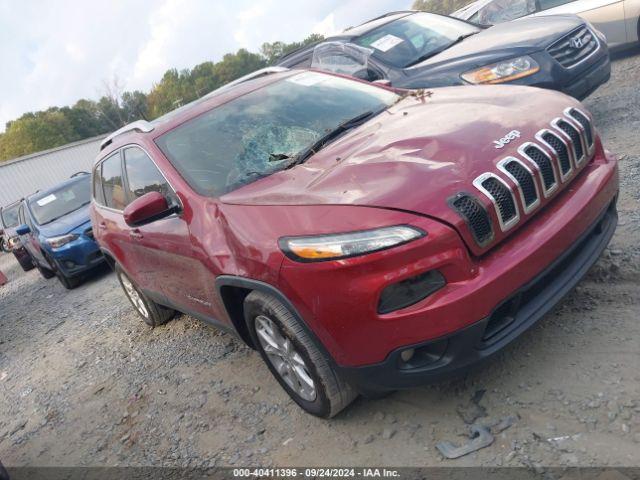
(47, 234), (79, 248)
(461, 56), (540, 84)
(280, 226), (425, 262)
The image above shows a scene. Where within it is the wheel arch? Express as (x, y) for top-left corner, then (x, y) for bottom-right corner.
(215, 276), (334, 362)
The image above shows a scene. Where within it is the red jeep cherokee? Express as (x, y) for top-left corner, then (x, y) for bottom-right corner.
(91, 69), (618, 418)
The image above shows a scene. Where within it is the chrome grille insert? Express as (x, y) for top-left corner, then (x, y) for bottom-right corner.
(518, 142), (558, 198)
(536, 129), (573, 182)
(548, 27), (599, 69)
(567, 108), (594, 149)
(554, 118), (585, 166)
(473, 173), (520, 232)
(497, 157), (540, 214)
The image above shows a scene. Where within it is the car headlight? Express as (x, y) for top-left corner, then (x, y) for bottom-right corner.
(47, 234), (79, 248)
(280, 226), (425, 262)
(461, 56), (540, 84)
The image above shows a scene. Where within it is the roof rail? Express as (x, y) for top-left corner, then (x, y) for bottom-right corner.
(99, 120), (155, 151)
(71, 171), (90, 178)
(205, 67), (289, 98)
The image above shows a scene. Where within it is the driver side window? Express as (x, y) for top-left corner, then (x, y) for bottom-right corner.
(123, 147), (172, 203)
(314, 53), (381, 81)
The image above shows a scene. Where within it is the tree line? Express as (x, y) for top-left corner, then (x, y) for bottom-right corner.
(0, 34), (323, 162)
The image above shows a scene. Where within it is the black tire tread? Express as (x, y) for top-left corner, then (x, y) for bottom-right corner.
(115, 265), (175, 327)
(37, 264), (56, 279)
(245, 291), (356, 418)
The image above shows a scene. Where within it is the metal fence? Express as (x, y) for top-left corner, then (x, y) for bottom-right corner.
(0, 135), (105, 206)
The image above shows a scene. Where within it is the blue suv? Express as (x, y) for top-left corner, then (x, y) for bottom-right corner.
(16, 173), (104, 289)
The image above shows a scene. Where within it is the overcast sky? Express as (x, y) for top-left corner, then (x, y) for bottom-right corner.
(0, 0), (411, 131)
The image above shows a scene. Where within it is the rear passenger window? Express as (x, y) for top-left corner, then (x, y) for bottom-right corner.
(100, 153), (127, 210)
(93, 166), (105, 205)
(123, 148), (172, 201)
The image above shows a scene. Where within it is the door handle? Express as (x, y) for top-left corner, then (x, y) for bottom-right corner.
(129, 229), (144, 240)
(98, 222), (107, 230)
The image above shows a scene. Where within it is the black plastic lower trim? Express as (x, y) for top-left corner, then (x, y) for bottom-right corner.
(337, 200), (618, 396)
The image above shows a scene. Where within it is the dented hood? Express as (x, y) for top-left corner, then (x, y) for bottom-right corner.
(221, 85), (583, 250)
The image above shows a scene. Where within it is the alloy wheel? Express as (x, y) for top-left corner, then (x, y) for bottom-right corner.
(255, 315), (317, 402)
(120, 274), (149, 319)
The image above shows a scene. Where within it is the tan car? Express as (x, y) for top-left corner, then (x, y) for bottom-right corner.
(453, 0), (640, 48)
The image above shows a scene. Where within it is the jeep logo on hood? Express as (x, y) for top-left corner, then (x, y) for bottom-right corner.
(493, 130), (521, 149)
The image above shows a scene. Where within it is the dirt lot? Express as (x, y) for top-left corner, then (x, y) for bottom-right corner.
(1, 50), (639, 471)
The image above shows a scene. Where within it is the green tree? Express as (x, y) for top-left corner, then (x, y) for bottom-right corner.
(412, 0), (475, 14)
(261, 33), (324, 65)
(146, 49), (267, 119)
(0, 109), (77, 160)
(212, 49), (268, 87)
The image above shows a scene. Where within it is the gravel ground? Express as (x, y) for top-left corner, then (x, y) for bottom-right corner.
(1, 49), (639, 471)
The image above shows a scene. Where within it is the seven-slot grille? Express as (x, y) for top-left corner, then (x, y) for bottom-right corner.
(568, 108), (594, 148)
(451, 107), (595, 247)
(548, 27), (599, 69)
(542, 131), (572, 176)
(556, 119), (584, 162)
(501, 159), (538, 209)
(451, 194), (493, 246)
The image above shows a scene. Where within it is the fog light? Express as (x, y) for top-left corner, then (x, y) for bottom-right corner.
(400, 349), (415, 363)
(398, 339), (449, 370)
(378, 270), (446, 314)
(64, 260), (76, 269)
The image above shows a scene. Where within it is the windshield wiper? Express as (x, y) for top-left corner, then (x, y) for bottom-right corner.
(273, 110), (378, 170)
(404, 32), (479, 68)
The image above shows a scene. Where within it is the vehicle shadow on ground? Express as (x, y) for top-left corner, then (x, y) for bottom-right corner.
(610, 44), (640, 61)
(77, 262), (113, 287)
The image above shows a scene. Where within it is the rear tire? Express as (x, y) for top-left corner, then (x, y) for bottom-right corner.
(14, 250), (34, 272)
(244, 291), (357, 418)
(115, 265), (175, 327)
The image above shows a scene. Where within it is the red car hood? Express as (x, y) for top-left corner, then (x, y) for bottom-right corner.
(222, 85), (586, 254)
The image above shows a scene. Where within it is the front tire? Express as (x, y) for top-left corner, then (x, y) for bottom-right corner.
(37, 263), (56, 279)
(115, 265), (175, 327)
(56, 270), (81, 289)
(244, 291), (357, 418)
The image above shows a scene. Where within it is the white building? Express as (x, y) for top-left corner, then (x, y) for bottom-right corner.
(0, 135), (105, 206)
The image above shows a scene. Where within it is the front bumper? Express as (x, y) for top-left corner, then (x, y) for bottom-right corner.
(337, 199), (617, 395)
(49, 234), (104, 277)
(561, 55), (611, 100)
